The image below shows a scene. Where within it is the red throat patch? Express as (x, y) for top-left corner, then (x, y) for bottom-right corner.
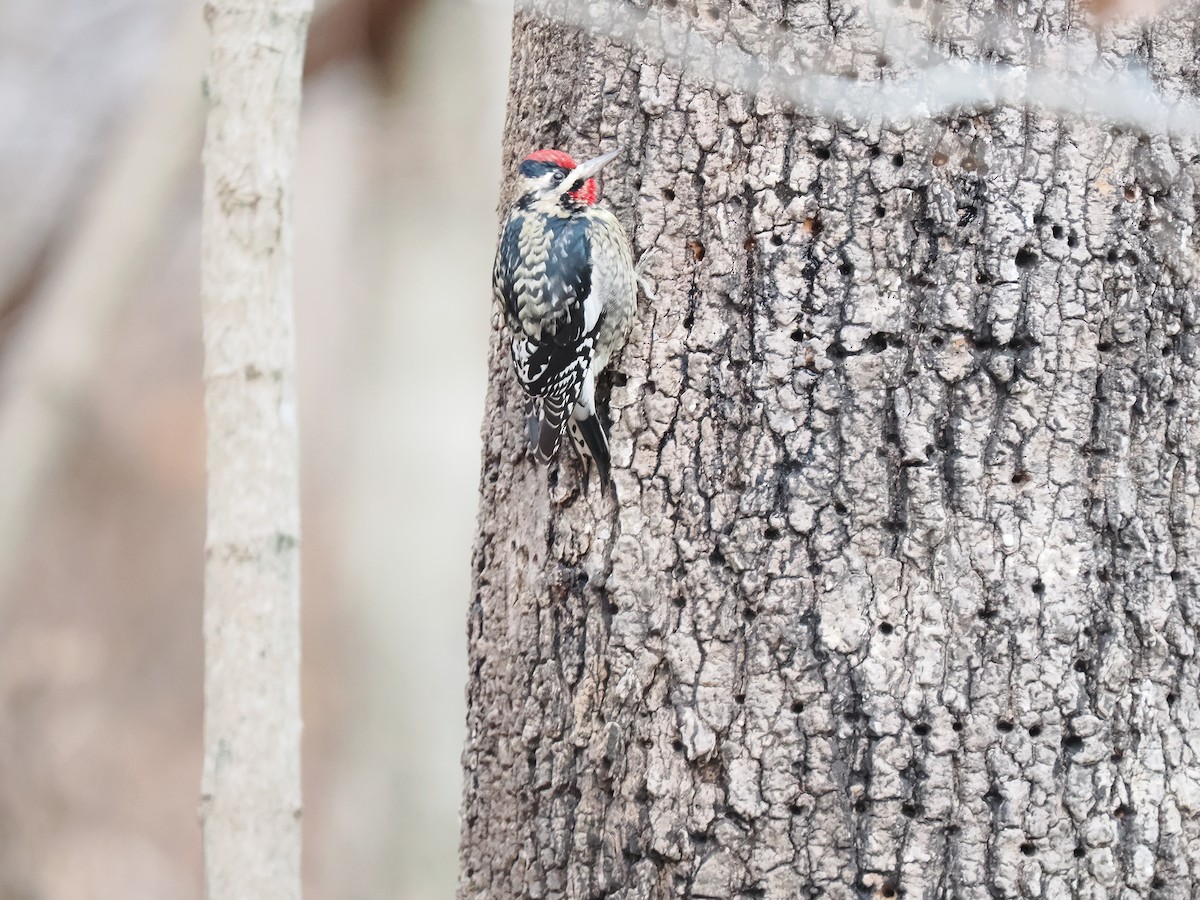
(523, 148), (600, 205)
(568, 178), (599, 206)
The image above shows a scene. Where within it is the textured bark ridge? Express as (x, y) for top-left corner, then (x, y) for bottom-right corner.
(462, 2), (1200, 897)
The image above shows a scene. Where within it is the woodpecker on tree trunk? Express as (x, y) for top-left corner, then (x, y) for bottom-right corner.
(492, 146), (637, 489)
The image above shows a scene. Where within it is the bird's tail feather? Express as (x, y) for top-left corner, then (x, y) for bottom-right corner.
(568, 412), (611, 491)
(532, 393), (571, 464)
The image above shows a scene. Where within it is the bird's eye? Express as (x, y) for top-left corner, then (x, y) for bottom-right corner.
(552, 170), (566, 184)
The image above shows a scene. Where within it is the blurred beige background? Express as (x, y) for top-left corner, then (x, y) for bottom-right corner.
(0, 0), (510, 896)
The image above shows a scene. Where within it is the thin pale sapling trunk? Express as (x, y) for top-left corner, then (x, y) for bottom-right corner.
(200, 2), (312, 898)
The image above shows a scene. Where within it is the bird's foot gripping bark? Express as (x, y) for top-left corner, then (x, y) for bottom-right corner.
(635, 246), (660, 303)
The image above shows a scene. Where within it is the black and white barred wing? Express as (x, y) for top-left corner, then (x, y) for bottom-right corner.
(494, 212), (599, 462)
(511, 335), (596, 463)
(494, 213), (595, 338)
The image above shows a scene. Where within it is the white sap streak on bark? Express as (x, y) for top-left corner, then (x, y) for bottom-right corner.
(200, 2), (312, 898)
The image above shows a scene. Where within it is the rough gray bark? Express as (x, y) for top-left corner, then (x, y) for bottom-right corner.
(200, 1), (311, 898)
(462, 1), (1200, 898)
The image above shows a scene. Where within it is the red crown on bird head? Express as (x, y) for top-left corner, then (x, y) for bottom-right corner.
(523, 148), (578, 169)
(521, 148), (599, 206)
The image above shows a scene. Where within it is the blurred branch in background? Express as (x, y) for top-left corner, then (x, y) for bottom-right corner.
(0, 0), (183, 348)
(0, 0), (504, 896)
(0, 0), (425, 608)
(309, 1), (503, 893)
(0, 0), (421, 353)
(305, 0), (429, 85)
(0, 9), (207, 607)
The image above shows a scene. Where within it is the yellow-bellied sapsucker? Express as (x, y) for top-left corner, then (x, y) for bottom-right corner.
(492, 147), (636, 487)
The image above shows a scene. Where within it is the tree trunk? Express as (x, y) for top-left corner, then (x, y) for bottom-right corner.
(200, 2), (311, 898)
(462, 1), (1200, 898)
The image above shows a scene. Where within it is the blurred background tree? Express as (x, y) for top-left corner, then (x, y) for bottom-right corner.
(0, 0), (507, 897)
(199, 1), (311, 896)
